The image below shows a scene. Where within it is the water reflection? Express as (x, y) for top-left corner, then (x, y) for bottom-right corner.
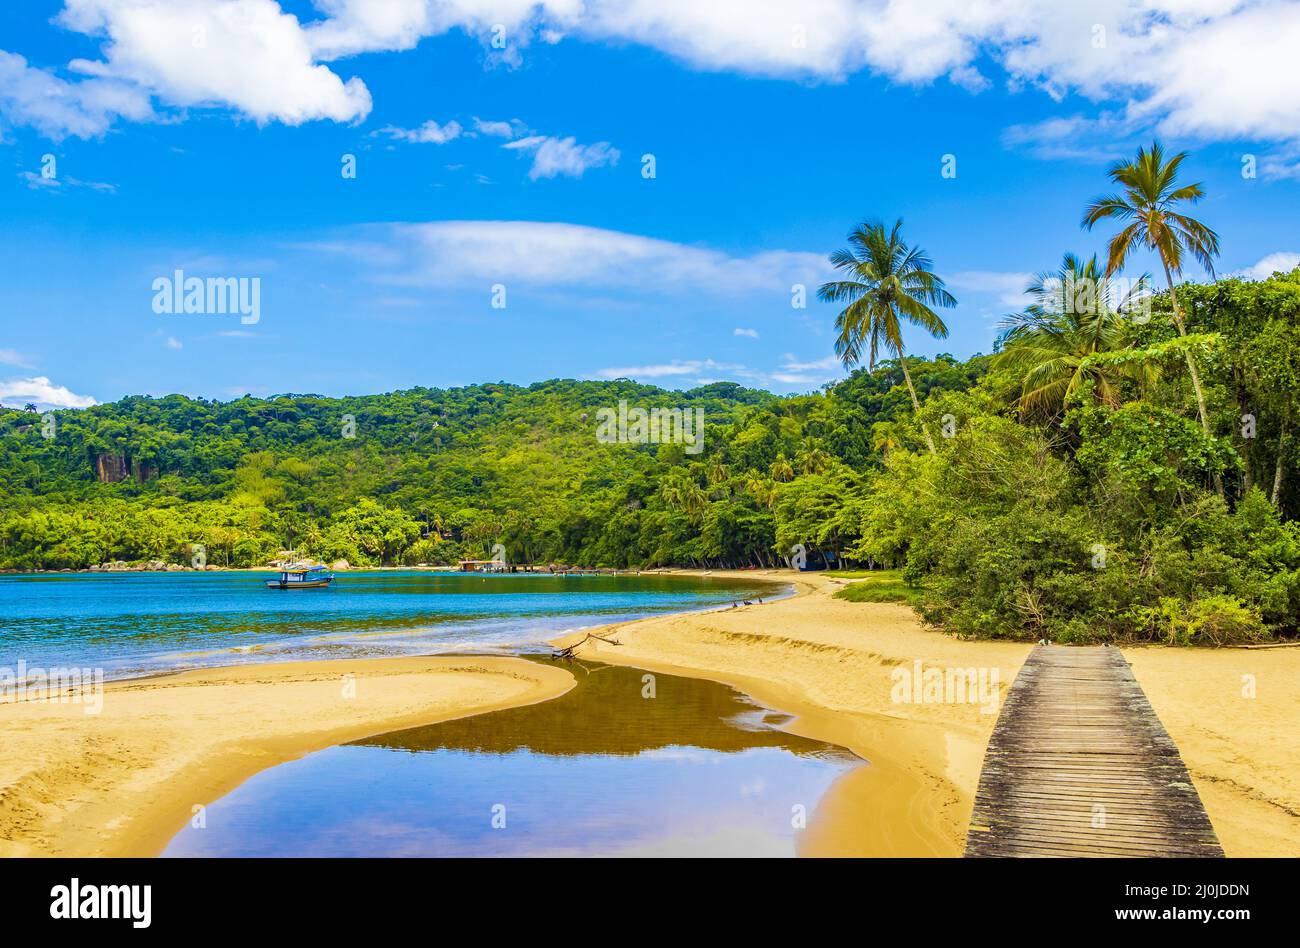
(164, 659), (862, 857)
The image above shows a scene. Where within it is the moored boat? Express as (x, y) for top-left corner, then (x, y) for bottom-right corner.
(265, 564), (334, 589)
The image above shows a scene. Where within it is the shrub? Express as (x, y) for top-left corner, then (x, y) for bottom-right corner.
(1126, 595), (1268, 646)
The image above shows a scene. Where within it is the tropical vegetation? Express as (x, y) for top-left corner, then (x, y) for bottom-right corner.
(2, 142), (1296, 645)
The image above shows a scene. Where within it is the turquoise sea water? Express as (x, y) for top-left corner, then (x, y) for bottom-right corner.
(0, 571), (782, 679)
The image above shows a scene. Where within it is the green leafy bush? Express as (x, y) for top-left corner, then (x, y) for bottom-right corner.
(1127, 596), (1268, 646)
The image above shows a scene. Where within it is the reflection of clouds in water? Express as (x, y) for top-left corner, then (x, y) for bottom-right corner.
(163, 665), (857, 858)
(587, 825), (794, 859)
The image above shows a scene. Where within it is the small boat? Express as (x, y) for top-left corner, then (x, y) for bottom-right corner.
(265, 564), (334, 590)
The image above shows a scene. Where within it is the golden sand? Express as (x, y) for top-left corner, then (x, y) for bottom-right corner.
(556, 571), (1300, 857)
(0, 656), (574, 857)
(2, 571), (1293, 858)
(555, 572), (1033, 856)
(1126, 646), (1300, 856)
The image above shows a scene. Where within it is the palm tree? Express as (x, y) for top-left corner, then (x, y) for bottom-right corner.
(818, 219), (956, 454)
(871, 419), (907, 458)
(795, 440), (830, 475)
(704, 454), (730, 487)
(995, 253), (1150, 416)
(769, 453), (794, 482)
(744, 474), (777, 510)
(660, 469), (707, 523)
(1082, 141), (1220, 440)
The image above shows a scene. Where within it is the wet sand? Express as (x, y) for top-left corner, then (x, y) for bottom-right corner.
(555, 570), (1300, 857)
(3, 568), (1293, 858)
(554, 571), (1034, 856)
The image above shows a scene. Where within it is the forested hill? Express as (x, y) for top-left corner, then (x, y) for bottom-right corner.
(4, 269), (1300, 645)
(0, 360), (985, 572)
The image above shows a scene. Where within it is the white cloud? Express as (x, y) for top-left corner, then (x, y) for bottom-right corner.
(473, 116), (523, 138)
(0, 376), (98, 409)
(1000, 113), (1133, 162)
(19, 171), (59, 190)
(1259, 150), (1300, 181)
(305, 0), (437, 59)
(73, 0), (374, 124)
(0, 349), (34, 369)
(313, 220), (829, 295)
(297, 1), (1300, 150)
(768, 353), (843, 386)
(375, 119), (462, 143)
(2, 2), (1298, 150)
(780, 354), (840, 372)
(595, 353), (844, 390)
(19, 170), (118, 192)
(948, 270), (1034, 309)
(0, 49), (152, 140)
(1127, 2), (1300, 142)
(502, 135), (619, 179)
(165, 336), (183, 350)
(596, 359), (741, 379)
(1234, 252), (1300, 281)
(734, 327), (759, 338)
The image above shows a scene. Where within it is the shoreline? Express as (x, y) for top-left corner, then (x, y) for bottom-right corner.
(0, 655), (574, 857)
(2, 568), (1293, 857)
(0, 565), (781, 575)
(552, 570), (1300, 857)
(554, 570), (1033, 856)
(4, 568), (787, 687)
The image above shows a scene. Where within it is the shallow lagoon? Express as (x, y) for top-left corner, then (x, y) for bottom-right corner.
(164, 658), (863, 857)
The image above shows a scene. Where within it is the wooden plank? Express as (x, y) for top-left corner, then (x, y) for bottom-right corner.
(964, 644), (1222, 858)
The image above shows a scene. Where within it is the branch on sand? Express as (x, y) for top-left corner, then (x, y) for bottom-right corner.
(553, 631), (621, 660)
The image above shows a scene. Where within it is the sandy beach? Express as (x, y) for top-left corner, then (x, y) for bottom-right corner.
(556, 571), (1033, 856)
(0, 655), (574, 857)
(554, 570), (1300, 857)
(1, 569), (1295, 858)
(1125, 647), (1300, 857)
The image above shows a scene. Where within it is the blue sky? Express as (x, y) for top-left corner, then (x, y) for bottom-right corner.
(2, 1), (1299, 408)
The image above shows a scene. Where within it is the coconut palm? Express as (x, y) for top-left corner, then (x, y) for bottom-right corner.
(870, 419), (907, 458)
(795, 440), (831, 475)
(744, 474), (778, 510)
(1082, 141), (1220, 439)
(995, 253), (1151, 416)
(659, 469), (707, 523)
(818, 219), (956, 454)
(769, 453), (794, 482)
(704, 454), (730, 487)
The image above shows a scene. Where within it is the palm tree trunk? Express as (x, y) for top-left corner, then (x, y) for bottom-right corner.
(1164, 267), (1223, 497)
(1272, 416), (1289, 507)
(898, 354), (936, 455)
(1237, 373), (1253, 496)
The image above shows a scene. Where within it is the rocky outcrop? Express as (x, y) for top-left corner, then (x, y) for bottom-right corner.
(91, 561), (211, 572)
(94, 453), (129, 483)
(92, 454), (158, 484)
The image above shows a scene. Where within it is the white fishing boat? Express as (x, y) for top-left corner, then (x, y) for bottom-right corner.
(265, 563), (334, 590)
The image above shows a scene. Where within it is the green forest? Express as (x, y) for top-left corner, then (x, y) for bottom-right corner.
(3, 144), (1298, 644)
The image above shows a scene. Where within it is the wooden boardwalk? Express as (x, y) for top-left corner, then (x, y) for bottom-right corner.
(965, 645), (1222, 858)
